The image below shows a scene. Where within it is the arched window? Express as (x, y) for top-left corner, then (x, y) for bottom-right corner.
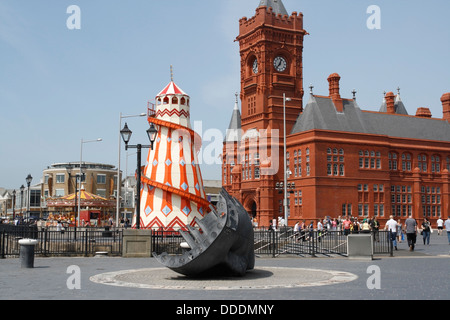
(431, 155), (441, 173)
(339, 164), (345, 176)
(389, 152), (398, 170)
(418, 154), (427, 172)
(172, 97), (178, 105)
(180, 97), (186, 105)
(333, 164), (338, 176)
(163, 97), (169, 104)
(402, 153), (412, 171)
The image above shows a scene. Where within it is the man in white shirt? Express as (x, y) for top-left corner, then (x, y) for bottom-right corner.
(385, 215), (398, 250)
(436, 217), (443, 236)
(444, 217), (450, 245)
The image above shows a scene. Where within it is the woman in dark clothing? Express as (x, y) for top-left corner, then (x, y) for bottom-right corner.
(421, 218), (431, 245)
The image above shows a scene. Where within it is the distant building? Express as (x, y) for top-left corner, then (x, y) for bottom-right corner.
(0, 185), (41, 220)
(41, 162), (121, 218)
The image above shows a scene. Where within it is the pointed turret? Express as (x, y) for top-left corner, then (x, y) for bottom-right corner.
(379, 88), (408, 115)
(258, 0), (288, 15)
(394, 88), (408, 115)
(225, 93), (242, 142)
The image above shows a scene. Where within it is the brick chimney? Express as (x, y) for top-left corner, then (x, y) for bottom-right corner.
(327, 73), (343, 112)
(415, 107), (432, 118)
(441, 92), (450, 122)
(385, 92), (395, 114)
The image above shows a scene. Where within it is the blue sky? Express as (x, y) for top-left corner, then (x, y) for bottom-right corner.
(1, 0), (449, 189)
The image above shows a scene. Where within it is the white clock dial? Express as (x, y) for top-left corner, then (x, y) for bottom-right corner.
(273, 56), (287, 72)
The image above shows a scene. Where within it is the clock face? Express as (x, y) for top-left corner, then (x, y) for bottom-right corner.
(273, 56), (287, 72)
(252, 59), (258, 74)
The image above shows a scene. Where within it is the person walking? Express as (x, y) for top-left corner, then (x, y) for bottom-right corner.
(342, 217), (352, 236)
(444, 217), (450, 245)
(300, 220), (306, 241)
(331, 218), (337, 231)
(294, 221), (300, 234)
(385, 215), (398, 250)
(405, 215), (418, 251)
(360, 218), (371, 233)
(436, 217), (443, 236)
(421, 218), (431, 245)
(294, 221), (300, 241)
(317, 220), (323, 242)
(397, 219), (403, 243)
(307, 220), (315, 241)
(371, 216), (380, 242)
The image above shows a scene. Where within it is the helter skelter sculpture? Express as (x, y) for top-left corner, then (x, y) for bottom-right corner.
(154, 188), (255, 277)
(140, 72), (254, 276)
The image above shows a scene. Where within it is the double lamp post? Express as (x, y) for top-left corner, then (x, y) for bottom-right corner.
(120, 122), (158, 229)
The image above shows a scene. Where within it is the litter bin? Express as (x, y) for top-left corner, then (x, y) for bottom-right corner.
(19, 239), (39, 268)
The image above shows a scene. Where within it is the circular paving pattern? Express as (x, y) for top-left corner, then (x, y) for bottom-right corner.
(90, 267), (358, 290)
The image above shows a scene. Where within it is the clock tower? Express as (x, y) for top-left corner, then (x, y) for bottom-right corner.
(223, 1), (308, 227)
(237, 0), (307, 133)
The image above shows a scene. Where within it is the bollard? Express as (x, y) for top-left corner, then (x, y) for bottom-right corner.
(18, 239), (38, 268)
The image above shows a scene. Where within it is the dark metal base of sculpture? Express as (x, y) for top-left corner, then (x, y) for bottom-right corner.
(153, 188), (255, 277)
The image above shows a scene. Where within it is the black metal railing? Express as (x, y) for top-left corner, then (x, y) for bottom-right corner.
(150, 229), (393, 257)
(0, 226), (122, 258)
(1, 225), (392, 258)
(254, 229), (349, 257)
(151, 229), (184, 256)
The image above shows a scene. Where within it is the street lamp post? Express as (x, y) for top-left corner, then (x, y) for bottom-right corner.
(283, 94), (291, 227)
(12, 190), (16, 221)
(120, 122), (158, 229)
(25, 174), (32, 220)
(20, 185), (24, 218)
(78, 138), (102, 227)
(65, 164), (76, 221)
(117, 112), (146, 227)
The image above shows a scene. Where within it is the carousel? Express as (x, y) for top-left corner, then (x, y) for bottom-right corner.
(46, 186), (116, 227)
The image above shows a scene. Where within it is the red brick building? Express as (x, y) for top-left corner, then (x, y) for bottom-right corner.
(222, 1), (450, 227)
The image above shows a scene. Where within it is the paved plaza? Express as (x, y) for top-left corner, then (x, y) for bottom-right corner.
(1, 233), (448, 301)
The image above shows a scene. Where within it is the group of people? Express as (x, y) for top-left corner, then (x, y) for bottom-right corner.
(385, 215), (424, 251)
(370, 215), (450, 251)
(269, 215), (450, 250)
(313, 216), (382, 236)
(288, 217), (380, 242)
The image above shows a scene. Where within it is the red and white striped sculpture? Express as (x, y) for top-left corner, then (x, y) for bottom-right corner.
(137, 80), (210, 230)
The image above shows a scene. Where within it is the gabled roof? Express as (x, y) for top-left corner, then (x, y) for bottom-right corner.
(291, 94), (450, 142)
(258, 0), (288, 16)
(157, 81), (187, 97)
(291, 95), (369, 134)
(379, 93), (408, 115)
